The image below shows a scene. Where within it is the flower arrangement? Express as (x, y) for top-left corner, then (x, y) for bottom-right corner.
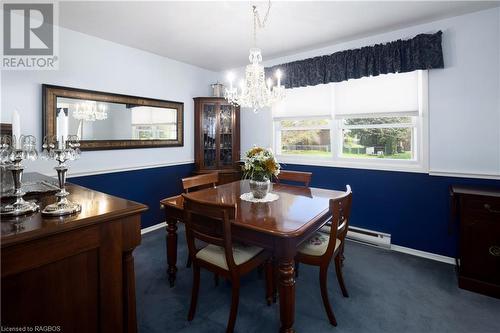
(242, 146), (280, 182)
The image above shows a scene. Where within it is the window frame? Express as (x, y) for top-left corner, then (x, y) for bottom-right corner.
(273, 70), (429, 173)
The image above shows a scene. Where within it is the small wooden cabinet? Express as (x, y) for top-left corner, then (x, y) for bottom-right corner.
(451, 185), (500, 298)
(194, 97), (241, 184)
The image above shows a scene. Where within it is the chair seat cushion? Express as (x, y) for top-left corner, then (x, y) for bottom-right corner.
(298, 232), (341, 256)
(196, 243), (264, 270)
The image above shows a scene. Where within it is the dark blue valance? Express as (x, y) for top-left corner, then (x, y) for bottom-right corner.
(265, 31), (444, 88)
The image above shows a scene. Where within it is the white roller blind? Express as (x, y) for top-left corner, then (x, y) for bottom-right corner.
(132, 107), (177, 124)
(334, 71), (420, 118)
(151, 108), (176, 123)
(272, 83), (333, 118)
(131, 107), (151, 124)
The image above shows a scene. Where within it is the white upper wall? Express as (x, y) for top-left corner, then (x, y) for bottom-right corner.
(227, 7), (500, 178)
(1, 26), (218, 176)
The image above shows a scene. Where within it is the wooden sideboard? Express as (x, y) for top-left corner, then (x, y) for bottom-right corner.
(451, 185), (500, 298)
(1, 173), (148, 332)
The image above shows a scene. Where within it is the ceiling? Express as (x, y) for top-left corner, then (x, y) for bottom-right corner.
(59, 1), (500, 71)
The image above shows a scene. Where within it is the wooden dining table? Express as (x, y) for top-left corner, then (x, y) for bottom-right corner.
(160, 179), (346, 333)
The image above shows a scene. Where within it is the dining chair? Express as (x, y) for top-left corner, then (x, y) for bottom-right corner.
(182, 172), (219, 268)
(276, 170), (312, 187)
(182, 194), (273, 333)
(275, 170), (313, 277)
(295, 185), (352, 326)
(182, 172), (219, 193)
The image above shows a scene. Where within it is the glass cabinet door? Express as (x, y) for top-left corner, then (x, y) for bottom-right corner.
(201, 103), (217, 168)
(219, 104), (234, 168)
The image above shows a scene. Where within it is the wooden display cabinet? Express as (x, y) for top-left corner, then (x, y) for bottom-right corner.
(194, 97), (241, 184)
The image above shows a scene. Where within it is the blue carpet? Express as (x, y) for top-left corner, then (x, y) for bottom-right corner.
(135, 227), (500, 333)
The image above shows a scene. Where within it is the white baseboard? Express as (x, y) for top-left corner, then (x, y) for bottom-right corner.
(390, 244), (455, 265)
(140, 222), (456, 265)
(141, 222), (166, 235)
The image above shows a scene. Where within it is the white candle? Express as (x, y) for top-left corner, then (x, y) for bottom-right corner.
(57, 108), (69, 148)
(267, 78), (273, 91)
(76, 120), (83, 139)
(12, 110), (21, 149)
(276, 69), (282, 87)
(227, 72), (234, 90)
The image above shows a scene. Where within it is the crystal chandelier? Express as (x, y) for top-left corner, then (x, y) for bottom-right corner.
(224, 1), (285, 113)
(73, 100), (108, 122)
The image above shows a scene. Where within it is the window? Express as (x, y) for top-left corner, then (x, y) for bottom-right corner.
(276, 118), (331, 156)
(273, 83), (334, 157)
(341, 116), (414, 160)
(273, 71), (428, 171)
(131, 106), (178, 140)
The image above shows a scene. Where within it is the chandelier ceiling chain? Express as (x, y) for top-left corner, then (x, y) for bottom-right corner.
(252, 0), (271, 47)
(224, 0), (285, 113)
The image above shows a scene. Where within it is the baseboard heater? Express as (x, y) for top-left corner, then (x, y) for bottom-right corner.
(346, 226), (391, 249)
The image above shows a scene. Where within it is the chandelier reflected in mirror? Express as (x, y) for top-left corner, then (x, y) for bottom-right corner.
(224, 1), (285, 113)
(73, 100), (108, 122)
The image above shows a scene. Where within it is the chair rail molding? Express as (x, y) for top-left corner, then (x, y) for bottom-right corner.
(59, 160), (195, 178)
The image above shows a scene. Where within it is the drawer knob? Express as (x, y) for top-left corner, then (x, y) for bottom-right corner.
(489, 246), (500, 257)
(483, 204), (500, 213)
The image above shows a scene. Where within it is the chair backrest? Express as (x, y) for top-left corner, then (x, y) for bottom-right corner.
(182, 194), (237, 269)
(182, 172), (219, 193)
(325, 185), (353, 256)
(276, 170), (312, 187)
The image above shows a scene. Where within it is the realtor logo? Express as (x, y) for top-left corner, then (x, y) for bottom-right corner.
(4, 3), (53, 55)
(2, 2), (58, 70)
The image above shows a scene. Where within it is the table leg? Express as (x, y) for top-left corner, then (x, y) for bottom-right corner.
(166, 217), (178, 287)
(278, 257), (296, 333)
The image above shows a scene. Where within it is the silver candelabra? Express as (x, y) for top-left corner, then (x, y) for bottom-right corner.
(0, 135), (40, 216)
(41, 135), (82, 216)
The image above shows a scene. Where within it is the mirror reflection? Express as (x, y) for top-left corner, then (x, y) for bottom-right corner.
(56, 97), (178, 141)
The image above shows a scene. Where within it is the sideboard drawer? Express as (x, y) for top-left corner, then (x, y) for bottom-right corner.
(463, 196), (500, 219)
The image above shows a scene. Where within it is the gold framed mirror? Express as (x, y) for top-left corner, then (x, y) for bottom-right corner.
(42, 84), (184, 150)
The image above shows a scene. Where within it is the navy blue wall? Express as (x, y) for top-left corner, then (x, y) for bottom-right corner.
(282, 164), (500, 258)
(70, 161), (499, 258)
(70, 163), (195, 230)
